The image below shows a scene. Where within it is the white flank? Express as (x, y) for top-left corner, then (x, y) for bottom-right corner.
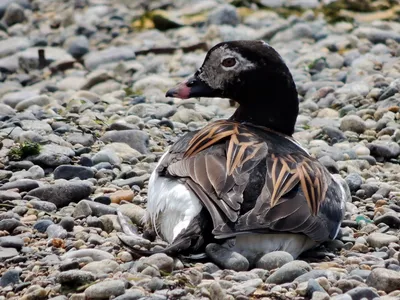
(146, 153), (202, 243)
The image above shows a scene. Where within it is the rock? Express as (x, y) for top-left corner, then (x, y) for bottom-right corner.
(27, 144), (75, 167)
(374, 213), (400, 229)
(84, 280), (125, 299)
(307, 278), (327, 297)
(366, 268), (400, 293)
(81, 259), (120, 276)
(73, 200), (116, 218)
(0, 190), (21, 201)
(61, 249), (114, 261)
(27, 182), (92, 208)
(266, 261), (312, 284)
(346, 287), (380, 300)
(118, 204), (145, 225)
(206, 243), (249, 271)
(18, 47), (73, 71)
(294, 270), (330, 283)
(367, 141), (400, 159)
(0, 236), (24, 250)
(92, 149), (121, 166)
(0, 37), (30, 58)
(84, 46), (135, 70)
(65, 35), (90, 58)
(379, 78), (400, 101)
(340, 115), (366, 134)
(1, 3), (25, 26)
(33, 219), (54, 233)
(354, 27), (400, 44)
(100, 130), (149, 154)
(0, 218), (23, 232)
(46, 224), (67, 239)
(53, 165), (95, 180)
(208, 4), (239, 26)
(29, 200), (57, 212)
(113, 290), (145, 300)
(109, 190), (134, 204)
(57, 270), (95, 286)
(367, 233), (399, 248)
(1, 90), (38, 108)
(103, 143), (141, 162)
(137, 253), (174, 273)
(0, 246), (18, 259)
(256, 251), (294, 270)
(345, 173), (363, 193)
(15, 95), (50, 111)
(0, 269), (21, 287)
(66, 133), (95, 147)
(59, 216), (74, 231)
(318, 156), (339, 173)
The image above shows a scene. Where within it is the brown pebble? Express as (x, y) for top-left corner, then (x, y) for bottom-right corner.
(110, 190), (134, 204)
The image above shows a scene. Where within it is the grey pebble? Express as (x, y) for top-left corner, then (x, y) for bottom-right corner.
(0, 236), (24, 250)
(54, 165), (95, 180)
(205, 243), (249, 271)
(27, 182), (92, 208)
(266, 260), (311, 284)
(57, 270), (95, 286)
(255, 251), (294, 270)
(84, 279), (125, 299)
(0, 269), (21, 287)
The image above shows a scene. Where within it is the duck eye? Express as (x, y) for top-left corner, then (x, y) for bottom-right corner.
(221, 57), (236, 68)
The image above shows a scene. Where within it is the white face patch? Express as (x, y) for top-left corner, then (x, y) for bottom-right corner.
(198, 45), (256, 90)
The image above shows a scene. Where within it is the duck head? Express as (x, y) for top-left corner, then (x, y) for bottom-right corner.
(166, 40), (299, 135)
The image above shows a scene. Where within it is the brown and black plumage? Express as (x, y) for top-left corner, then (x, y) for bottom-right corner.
(128, 40), (349, 265)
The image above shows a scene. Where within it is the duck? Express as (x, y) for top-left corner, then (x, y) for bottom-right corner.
(126, 40), (349, 267)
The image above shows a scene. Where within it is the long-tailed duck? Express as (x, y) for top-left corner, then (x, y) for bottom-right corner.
(135, 40), (348, 267)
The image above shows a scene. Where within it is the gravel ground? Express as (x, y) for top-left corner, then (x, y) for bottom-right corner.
(0, 0), (400, 299)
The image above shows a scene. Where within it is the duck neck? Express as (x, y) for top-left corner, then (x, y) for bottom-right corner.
(230, 93), (299, 136)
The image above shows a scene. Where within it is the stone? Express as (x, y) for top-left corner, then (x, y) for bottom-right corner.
(208, 4), (239, 26)
(92, 149), (121, 165)
(117, 203), (145, 225)
(59, 216), (74, 232)
(206, 243), (249, 271)
(345, 173), (363, 193)
(61, 249), (114, 261)
(73, 200), (116, 218)
(0, 37), (30, 58)
(33, 219), (54, 233)
(84, 280), (125, 299)
(100, 130), (149, 154)
(0, 236), (24, 250)
(27, 182), (92, 208)
(53, 165), (95, 180)
(27, 144), (75, 167)
(65, 35), (90, 58)
(367, 233), (399, 248)
(0, 246), (18, 259)
(15, 95), (50, 111)
(113, 290), (145, 300)
(0, 218), (23, 232)
(137, 253), (174, 273)
(46, 224), (67, 239)
(57, 270), (95, 286)
(84, 46), (135, 70)
(266, 261), (312, 284)
(256, 251), (294, 270)
(340, 115), (366, 134)
(1, 3), (26, 26)
(366, 268), (400, 293)
(346, 287), (379, 300)
(18, 47), (73, 70)
(0, 269), (21, 287)
(81, 259), (120, 276)
(0, 179), (39, 192)
(66, 133), (95, 147)
(29, 200), (57, 212)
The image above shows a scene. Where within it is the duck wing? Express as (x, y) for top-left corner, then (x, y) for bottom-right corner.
(157, 120), (342, 243)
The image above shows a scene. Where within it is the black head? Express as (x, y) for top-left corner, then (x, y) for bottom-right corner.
(166, 40), (299, 135)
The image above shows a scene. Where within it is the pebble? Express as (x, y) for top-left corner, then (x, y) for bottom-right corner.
(81, 259), (120, 276)
(266, 261), (312, 284)
(206, 243), (249, 271)
(366, 268), (400, 293)
(84, 280), (125, 299)
(0, 236), (24, 249)
(0, 269), (21, 287)
(255, 251), (294, 270)
(53, 165), (95, 180)
(367, 233), (399, 248)
(61, 249), (115, 261)
(27, 182), (92, 208)
(57, 270), (95, 286)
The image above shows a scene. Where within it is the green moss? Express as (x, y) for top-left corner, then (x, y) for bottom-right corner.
(8, 142), (41, 161)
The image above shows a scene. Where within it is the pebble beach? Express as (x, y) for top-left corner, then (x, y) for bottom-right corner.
(0, 0), (400, 299)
